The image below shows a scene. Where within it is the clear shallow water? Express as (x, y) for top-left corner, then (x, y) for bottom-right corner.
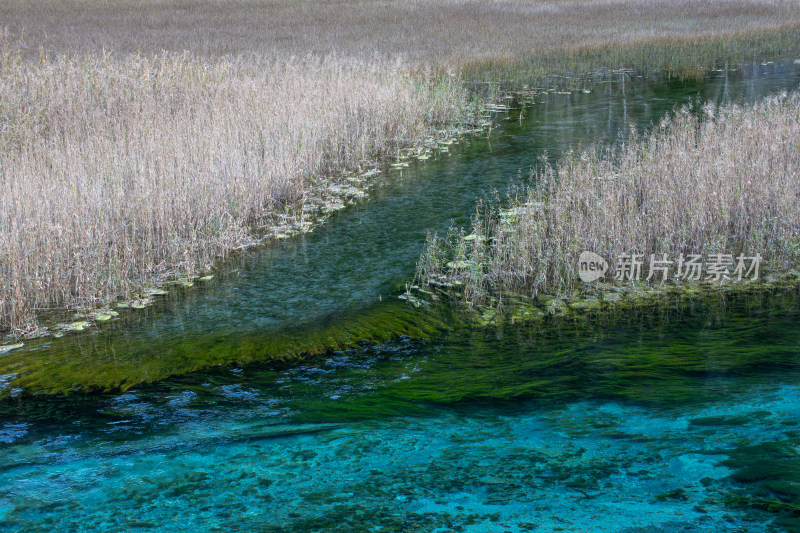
(1, 290), (800, 531)
(1, 61), (800, 531)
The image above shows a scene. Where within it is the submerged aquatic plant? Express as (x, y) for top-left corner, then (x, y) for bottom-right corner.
(2, 0), (800, 333)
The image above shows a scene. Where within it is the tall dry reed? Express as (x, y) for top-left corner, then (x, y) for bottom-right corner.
(0, 51), (469, 333)
(3, 0), (800, 333)
(419, 93), (800, 305)
(4, 0), (800, 67)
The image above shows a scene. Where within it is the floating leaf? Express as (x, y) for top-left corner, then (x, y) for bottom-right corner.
(0, 343), (23, 355)
(58, 321), (90, 332)
(143, 288), (168, 296)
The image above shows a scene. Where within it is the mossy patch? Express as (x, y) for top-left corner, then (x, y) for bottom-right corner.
(117, 298), (152, 309)
(715, 438), (800, 528)
(56, 321), (91, 332)
(0, 298), (454, 398)
(654, 488), (689, 502)
(82, 309), (120, 322)
(143, 288), (169, 296)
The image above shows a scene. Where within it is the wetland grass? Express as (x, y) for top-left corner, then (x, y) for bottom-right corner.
(0, 50), (470, 334)
(4, 0), (800, 66)
(418, 92), (800, 310)
(3, 0), (800, 334)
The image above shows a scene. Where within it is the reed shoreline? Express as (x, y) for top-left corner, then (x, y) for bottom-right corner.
(3, 0), (800, 338)
(0, 51), (477, 337)
(414, 91), (800, 325)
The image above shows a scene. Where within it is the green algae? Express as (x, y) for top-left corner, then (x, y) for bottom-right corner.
(0, 299), (455, 398)
(2, 287), (800, 532)
(11, 283), (798, 413)
(414, 272), (800, 331)
(282, 288), (800, 424)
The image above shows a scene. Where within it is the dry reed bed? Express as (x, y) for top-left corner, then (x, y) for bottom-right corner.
(419, 93), (800, 306)
(4, 0), (800, 65)
(2, 0), (800, 335)
(0, 51), (469, 333)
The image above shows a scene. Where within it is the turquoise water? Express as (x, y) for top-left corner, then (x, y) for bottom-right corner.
(2, 290), (800, 531)
(1, 61), (800, 531)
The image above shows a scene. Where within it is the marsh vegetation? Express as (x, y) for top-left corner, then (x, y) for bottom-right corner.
(2, 0), (800, 334)
(0, 48), (469, 334)
(417, 93), (800, 309)
(2, 4), (800, 529)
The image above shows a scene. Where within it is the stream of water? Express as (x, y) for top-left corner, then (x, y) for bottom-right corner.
(1, 60), (800, 531)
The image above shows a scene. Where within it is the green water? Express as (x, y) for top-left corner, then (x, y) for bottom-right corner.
(1, 60), (800, 532)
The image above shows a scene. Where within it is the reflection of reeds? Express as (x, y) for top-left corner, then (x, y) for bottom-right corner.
(0, 51), (469, 333)
(420, 94), (800, 306)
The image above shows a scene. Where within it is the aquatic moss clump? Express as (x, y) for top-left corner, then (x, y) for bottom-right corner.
(0, 299), (455, 398)
(716, 439), (800, 530)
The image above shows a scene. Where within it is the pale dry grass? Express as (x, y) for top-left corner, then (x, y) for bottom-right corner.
(2, 0), (800, 333)
(0, 50), (468, 333)
(3, 0), (800, 66)
(420, 93), (800, 304)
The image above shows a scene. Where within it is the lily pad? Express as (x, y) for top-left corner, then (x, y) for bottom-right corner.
(143, 288), (168, 297)
(58, 321), (90, 332)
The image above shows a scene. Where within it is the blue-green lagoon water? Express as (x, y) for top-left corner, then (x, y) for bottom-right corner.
(3, 289), (800, 531)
